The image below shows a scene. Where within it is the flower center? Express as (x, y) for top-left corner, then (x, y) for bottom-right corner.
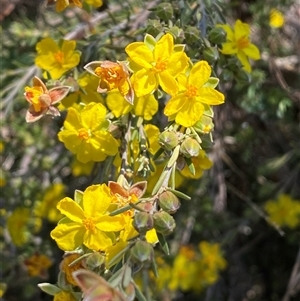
(153, 59), (168, 73)
(24, 86), (44, 112)
(78, 128), (90, 140)
(185, 84), (198, 97)
(54, 51), (65, 65)
(82, 217), (96, 232)
(95, 65), (125, 89)
(237, 36), (250, 50)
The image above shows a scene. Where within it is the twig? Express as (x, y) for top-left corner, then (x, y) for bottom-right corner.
(282, 245), (300, 301)
(226, 181), (285, 236)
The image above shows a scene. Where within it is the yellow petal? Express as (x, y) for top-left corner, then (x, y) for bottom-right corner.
(51, 222), (85, 251)
(145, 228), (158, 244)
(96, 215), (125, 232)
(217, 24), (234, 41)
(154, 33), (173, 61)
(164, 94), (186, 116)
(83, 184), (112, 216)
(106, 90), (132, 118)
(175, 100), (204, 127)
(196, 87), (225, 105)
(167, 51), (189, 76)
(237, 50), (251, 72)
(36, 37), (59, 54)
(134, 94), (158, 120)
(57, 197), (85, 222)
(188, 61), (211, 88)
(220, 42), (238, 55)
(125, 42), (153, 69)
(158, 71), (178, 96)
(133, 69), (157, 97)
(83, 230), (113, 250)
(244, 43), (261, 60)
(234, 19), (250, 41)
(61, 40), (76, 56)
(80, 102), (106, 130)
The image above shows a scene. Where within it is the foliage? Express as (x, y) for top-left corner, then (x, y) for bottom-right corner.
(1, 0), (300, 301)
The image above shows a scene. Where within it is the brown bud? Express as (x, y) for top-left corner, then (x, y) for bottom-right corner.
(158, 191), (180, 214)
(153, 211), (176, 235)
(180, 137), (201, 158)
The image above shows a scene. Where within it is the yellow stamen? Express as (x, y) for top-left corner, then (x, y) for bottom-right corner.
(95, 65), (125, 89)
(185, 84), (198, 97)
(78, 128), (90, 140)
(54, 50), (65, 65)
(153, 59), (167, 73)
(82, 217), (96, 232)
(237, 36), (250, 49)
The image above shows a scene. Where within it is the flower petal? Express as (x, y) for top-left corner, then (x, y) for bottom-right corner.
(220, 42), (238, 54)
(50, 222), (85, 251)
(217, 24), (235, 41)
(154, 33), (173, 61)
(158, 71), (179, 96)
(96, 215), (125, 232)
(175, 100), (205, 127)
(57, 197), (85, 222)
(167, 52), (189, 76)
(234, 19), (250, 40)
(36, 37), (59, 54)
(83, 230), (113, 251)
(164, 94), (186, 116)
(49, 86), (71, 104)
(132, 69), (157, 97)
(83, 184), (112, 216)
(237, 50), (251, 72)
(188, 61), (211, 88)
(80, 102), (106, 130)
(125, 42), (153, 69)
(244, 44), (261, 60)
(196, 87), (225, 105)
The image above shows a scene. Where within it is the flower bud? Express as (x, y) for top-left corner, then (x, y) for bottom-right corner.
(158, 191), (180, 214)
(159, 131), (179, 151)
(155, 3), (173, 21)
(184, 26), (201, 43)
(236, 69), (252, 85)
(220, 69), (234, 82)
(130, 240), (154, 266)
(133, 212), (154, 234)
(180, 137), (201, 158)
(203, 47), (219, 64)
(153, 211), (176, 235)
(208, 27), (227, 44)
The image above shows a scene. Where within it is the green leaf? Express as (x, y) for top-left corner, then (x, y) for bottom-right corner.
(157, 232), (170, 255)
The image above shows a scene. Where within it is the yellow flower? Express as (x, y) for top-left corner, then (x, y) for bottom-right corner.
(7, 207), (30, 247)
(265, 194), (300, 229)
(24, 76), (70, 122)
(35, 183), (66, 222)
(106, 90), (158, 120)
(179, 149), (213, 179)
(125, 33), (189, 97)
(61, 253), (84, 286)
(58, 102), (119, 163)
(164, 60), (224, 127)
(24, 254), (52, 278)
(50, 184), (125, 251)
(84, 0), (103, 8)
(269, 9), (285, 28)
(0, 283), (7, 298)
(218, 20), (260, 72)
(84, 61), (134, 104)
(35, 38), (81, 80)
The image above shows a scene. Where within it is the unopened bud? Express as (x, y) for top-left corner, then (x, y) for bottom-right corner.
(220, 69), (234, 82)
(184, 26), (201, 43)
(158, 191), (180, 214)
(208, 27), (227, 44)
(180, 137), (201, 158)
(155, 3), (173, 21)
(203, 47), (219, 64)
(133, 212), (154, 234)
(159, 131), (179, 151)
(130, 240), (154, 266)
(236, 69), (252, 85)
(153, 211), (176, 235)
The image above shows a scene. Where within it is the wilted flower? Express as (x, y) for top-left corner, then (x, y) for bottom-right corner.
(24, 253), (52, 278)
(24, 76), (70, 122)
(84, 60), (134, 104)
